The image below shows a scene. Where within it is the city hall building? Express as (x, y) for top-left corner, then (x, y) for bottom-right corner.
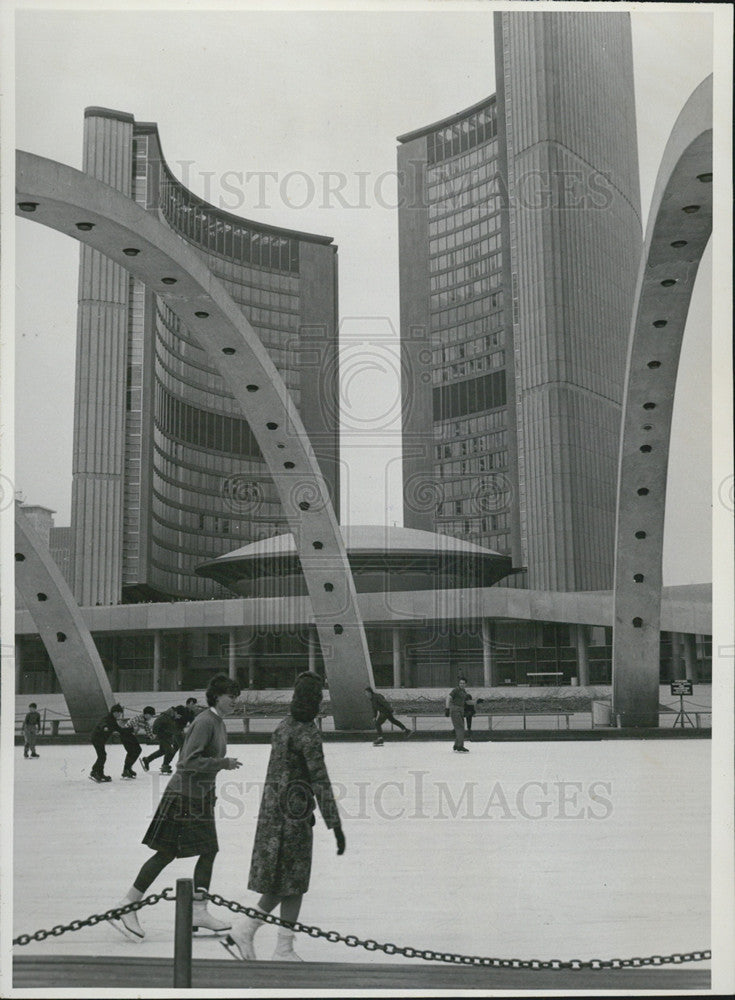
(15, 11), (711, 698)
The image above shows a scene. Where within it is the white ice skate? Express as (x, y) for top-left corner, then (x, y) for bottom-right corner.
(192, 895), (232, 933)
(109, 899), (144, 941)
(272, 928), (303, 961)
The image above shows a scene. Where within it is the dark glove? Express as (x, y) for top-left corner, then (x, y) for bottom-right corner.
(444, 708), (450, 717)
(334, 825), (346, 855)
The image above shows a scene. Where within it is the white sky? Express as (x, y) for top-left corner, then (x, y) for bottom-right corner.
(8, 1), (723, 585)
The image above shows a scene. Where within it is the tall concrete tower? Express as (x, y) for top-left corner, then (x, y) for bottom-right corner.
(398, 10), (642, 591)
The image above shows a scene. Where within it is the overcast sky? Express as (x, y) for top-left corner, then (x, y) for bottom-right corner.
(8, 1), (723, 585)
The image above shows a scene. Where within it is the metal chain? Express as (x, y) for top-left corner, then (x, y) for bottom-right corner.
(12, 888), (174, 946)
(205, 892), (710, 970)
(13, 886), (711, 970)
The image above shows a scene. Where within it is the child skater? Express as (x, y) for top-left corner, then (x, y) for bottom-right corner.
(110, 674), (241, 940)
(119, 706), (156, 778)
(90, 704), (126, 782)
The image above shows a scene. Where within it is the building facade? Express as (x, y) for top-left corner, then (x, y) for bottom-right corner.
(71, 108), (340, 605)
(399, 11), (642, 591)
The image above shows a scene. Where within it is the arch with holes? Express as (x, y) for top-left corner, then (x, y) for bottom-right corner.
(15, 504), (114, 731)
(16, 150), (375, 730)
(612, 76), (712, 727)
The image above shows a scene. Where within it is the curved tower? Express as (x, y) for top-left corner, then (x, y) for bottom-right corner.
(71, 109), (339, 603)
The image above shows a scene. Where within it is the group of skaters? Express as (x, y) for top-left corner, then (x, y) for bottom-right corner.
(23, 673), (479, 960)
(90, 697), (203, 783)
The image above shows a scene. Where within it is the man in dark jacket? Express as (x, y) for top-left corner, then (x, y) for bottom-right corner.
(90, 704), (125, 782)
(141, 706), (186, 775)
(365, 687), (411, 746)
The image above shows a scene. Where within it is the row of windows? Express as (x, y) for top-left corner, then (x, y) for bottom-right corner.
(431, 273), (503, 310)
(430, 235), (502, 274)
(156, 384), (262, 459)
(437, 505), (510, 529)
(433, 352), (505, 383)
(425, 153), (499, 200)
(159, 167), (301, 274)
(210, 259), (300, 295)
(430, 251), (502, 291)
(151, 489), (282, 537)
(433, 370), (506, 422)
(151, 481), (283, 533)
(428, 201), (501, 234)
(429, 217), (501, 254)
(156, 348), (301, 407)
(436, 451), (509, 477)
(431, 313), (505, 347)
(431, 291), (504, 332)
(426, 474), (507, 503)
(428, 191), (502, 223)
(153, 444), (275, 502)
(220, 276), (299, 316)
(437, 520), (511, 549)
(434, 409), (506, 437)
(153, 429), (268, 476)
(435, 331), (504, 363)
(426, 141), (499, 182)
(426, 103), (498, 164)
(429, 173), (504, 212)
(435, 430), (507, 460)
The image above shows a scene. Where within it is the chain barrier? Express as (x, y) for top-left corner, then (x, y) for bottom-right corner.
(12, 888), (174, 946)
(205, 892), (711, 970)
(13, 886), (711, 970)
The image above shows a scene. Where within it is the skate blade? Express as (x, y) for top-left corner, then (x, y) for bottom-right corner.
(221, 935), (246, 960)
(193, 924), (232, 935)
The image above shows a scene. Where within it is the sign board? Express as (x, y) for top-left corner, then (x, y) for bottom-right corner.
(670, 679), (693, 696)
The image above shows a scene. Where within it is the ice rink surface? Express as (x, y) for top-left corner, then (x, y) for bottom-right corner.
(13, 738), (710, 969)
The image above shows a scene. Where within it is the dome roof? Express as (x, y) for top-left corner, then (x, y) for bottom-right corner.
(196, 525), (514, 597)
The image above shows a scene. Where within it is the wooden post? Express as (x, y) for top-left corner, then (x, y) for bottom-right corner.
(173, 878), (193, 988)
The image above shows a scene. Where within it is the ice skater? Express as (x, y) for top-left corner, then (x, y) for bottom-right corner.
(110, 674), (242, 940)
(119, 706), (156, 778)
(90, 704), (126, 782)
(226, 671), (345, 962)
(140, 705), (186, 774)
(365, 686), (411, 745)
(22, 702), (41, 758)
(445, 677), (470, 751)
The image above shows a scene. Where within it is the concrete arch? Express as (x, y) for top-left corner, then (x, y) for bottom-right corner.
(15, 504), (114, 730)
(16, 150), (375, 730)
(612, 76), (712, 727)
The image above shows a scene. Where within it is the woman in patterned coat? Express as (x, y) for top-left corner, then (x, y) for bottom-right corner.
(228, 671), (345, 962)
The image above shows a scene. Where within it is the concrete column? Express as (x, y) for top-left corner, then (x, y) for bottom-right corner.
(228, 627), (237, 681)
(308, 627), (317, 672)
(15, 638), (23, 694)
(575, 625), (590, 687)
(392, 628), (402, 688)
(481, 620), (493, 687)
(152, 630), (161, 692)
(671, 632), (687, 680)
(682, 633), (697, 681)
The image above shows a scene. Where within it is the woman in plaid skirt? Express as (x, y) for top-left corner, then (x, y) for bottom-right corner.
(110, 674), (242, 940)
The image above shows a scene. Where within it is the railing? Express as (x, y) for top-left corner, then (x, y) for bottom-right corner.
(12, 877), (710, 985)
